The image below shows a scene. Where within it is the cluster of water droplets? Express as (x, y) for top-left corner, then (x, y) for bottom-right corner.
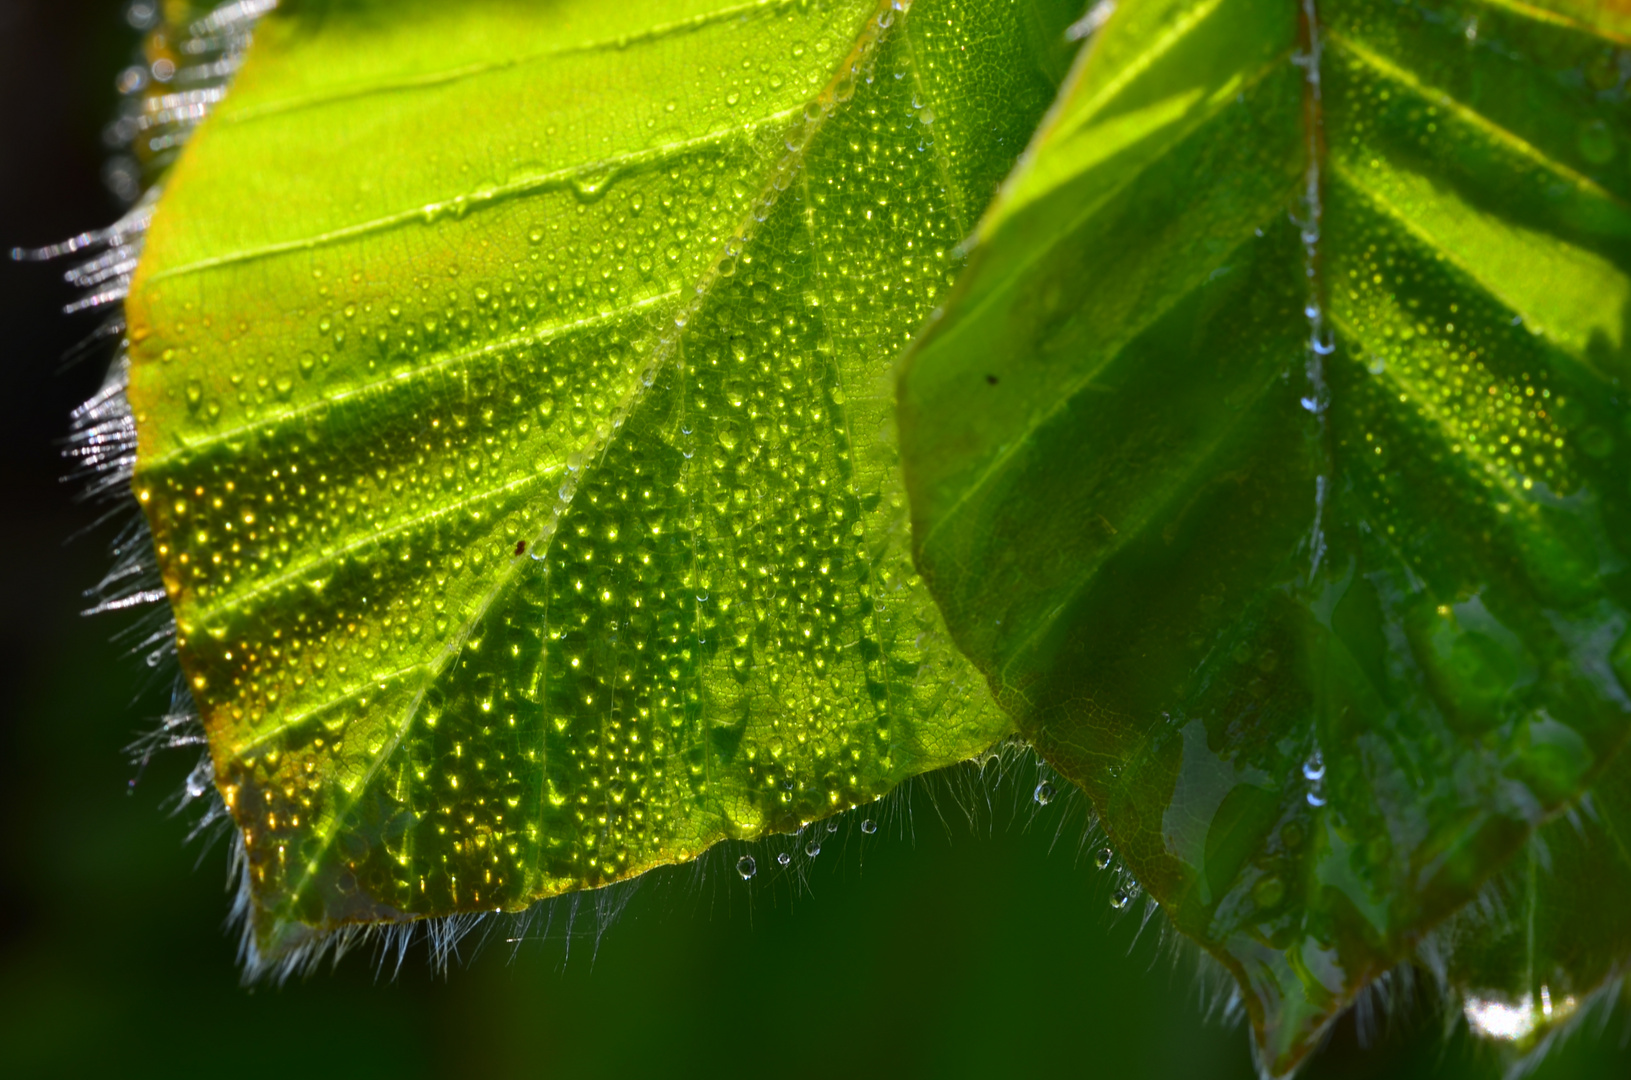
(1022, 770), (1145, 912)
(733, 809), (881, 881)
(1291, 0), (1333, 582)
(1091, 843), (1142, 911)
(1302, 746), (1327, 808)
(119, 0), (1038, 925)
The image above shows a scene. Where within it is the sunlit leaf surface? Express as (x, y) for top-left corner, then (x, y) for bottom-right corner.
(898, 0), (1631, 1070)
(126, 0), (1077, 962)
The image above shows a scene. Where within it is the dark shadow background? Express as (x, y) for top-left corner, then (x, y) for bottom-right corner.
(2, 3), (1629, 1077)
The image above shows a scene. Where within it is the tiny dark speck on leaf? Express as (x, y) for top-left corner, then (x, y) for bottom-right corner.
(985, 374), (999, 385)
(514, 540), (526, 556)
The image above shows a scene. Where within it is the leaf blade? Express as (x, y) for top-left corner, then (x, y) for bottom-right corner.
(899, 0), (1631, 1070)
(127, 0), (1079, 962)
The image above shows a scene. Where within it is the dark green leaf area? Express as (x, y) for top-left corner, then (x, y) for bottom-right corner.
(1434, 737), (1631, 1067)
(898, 0), (1631, 1071)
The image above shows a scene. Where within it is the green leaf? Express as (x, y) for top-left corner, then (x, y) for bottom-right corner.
(126, 0), (1077, 964)
(898, 0), (1631, 1070)
(1433, 717), (1631, 1064)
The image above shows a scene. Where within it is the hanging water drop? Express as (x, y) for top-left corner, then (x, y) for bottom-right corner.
(1110, 889), (1131, 910)
(736, 855), (756, 880)
(860, 818), (877, 834)
(805, 840), (821, 858)
(1095, 847), (1113, 871)
(826, 818), (839, 833)
(1033, 781), (1055, 806)
(777, 851), (791, 867)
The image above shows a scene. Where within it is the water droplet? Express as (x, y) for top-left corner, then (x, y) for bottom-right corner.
(805, 841), (821, 857)
(572, 171), (615, 202)
(1110, 890), (1131, 910)
(825, 819), (839, 833)
(777, 851), (791, 866)
(1033, 781), (1055, 806)
(1302, 750), (1325, 782)
(1095, 847), (1113, 871)
(860, 818), (877, 834)
(736, 855), (756, 880)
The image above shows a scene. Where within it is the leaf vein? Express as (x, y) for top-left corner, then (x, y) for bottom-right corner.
(144, 290), (681, 470)
(224, 0), (808, 125)
(147, 114), (799, 282)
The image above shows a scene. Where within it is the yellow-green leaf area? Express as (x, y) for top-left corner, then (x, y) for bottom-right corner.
(898, 0), (1631, 1072)
(126, 0), (1076, 963)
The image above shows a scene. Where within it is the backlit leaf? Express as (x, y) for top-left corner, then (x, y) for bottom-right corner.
(898, 0), (1631, 1070)
(126, 0), (1077, 966)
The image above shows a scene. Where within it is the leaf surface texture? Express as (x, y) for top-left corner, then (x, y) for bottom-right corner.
(127, 0), (1075, 961)
(898, 0), (1631, 1069)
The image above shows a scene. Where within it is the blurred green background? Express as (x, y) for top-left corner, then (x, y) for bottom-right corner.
(3, 3), (1630, 1077)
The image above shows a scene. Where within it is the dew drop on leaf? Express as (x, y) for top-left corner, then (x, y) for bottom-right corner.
(123, 0), (1097, 975)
